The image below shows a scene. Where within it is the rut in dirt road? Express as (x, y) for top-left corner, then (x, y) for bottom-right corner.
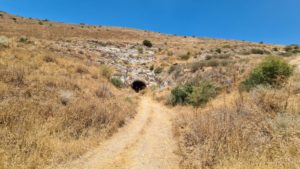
(53, 97), (179, 169)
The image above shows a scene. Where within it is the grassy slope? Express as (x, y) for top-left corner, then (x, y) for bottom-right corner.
(172, 58), (300, 169)
(0, 36), (138, 168)
(1, 11), (298, 169)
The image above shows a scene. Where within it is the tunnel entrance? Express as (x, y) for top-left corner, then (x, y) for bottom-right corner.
(131, 80), (147, 93)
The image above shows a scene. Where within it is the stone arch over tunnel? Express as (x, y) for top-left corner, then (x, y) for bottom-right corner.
(131, 80), (147, 93)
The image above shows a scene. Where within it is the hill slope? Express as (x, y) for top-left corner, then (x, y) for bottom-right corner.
(1, 11), (299, 169)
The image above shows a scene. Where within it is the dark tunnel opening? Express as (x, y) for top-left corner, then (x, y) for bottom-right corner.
(131, 80), (147, 93)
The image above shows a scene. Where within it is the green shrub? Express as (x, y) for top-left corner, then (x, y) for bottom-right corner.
(154, 67), (163, 74)
(187, 81), (218, 107)
(170, 81), (218, 107)
(111, 77), (123, 88)
(170, 84), (193, 105)
(241, 56), (293, 91)
(143, 40), (152, 48)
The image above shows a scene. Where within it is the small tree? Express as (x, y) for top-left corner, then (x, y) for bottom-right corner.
(143, 40), (153, 48)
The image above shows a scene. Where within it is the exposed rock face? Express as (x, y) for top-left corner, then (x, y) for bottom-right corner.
(0, 36), (9, 48)
(48, 39), (159, 87)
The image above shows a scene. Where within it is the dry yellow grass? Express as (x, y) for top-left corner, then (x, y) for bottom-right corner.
(1, 11), (298, 169)
(0, 41), (138, 169)
(173, 65), (300, 169)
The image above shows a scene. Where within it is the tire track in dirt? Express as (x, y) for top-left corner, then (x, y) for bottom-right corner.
(52, 97), (179, 169)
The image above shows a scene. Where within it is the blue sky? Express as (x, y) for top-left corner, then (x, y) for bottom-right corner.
(0, 0), (299, 45)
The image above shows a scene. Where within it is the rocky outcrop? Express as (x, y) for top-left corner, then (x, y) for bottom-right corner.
(48, 39), (159, 87)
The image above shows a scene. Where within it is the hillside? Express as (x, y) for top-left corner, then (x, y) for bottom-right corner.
(1, 11), (300, 169)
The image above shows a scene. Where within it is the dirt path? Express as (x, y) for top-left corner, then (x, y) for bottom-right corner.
(54, 97), (179, 169)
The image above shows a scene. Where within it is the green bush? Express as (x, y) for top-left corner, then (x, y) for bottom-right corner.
(111, 77), (123, 88)
(170, 84), (193, 105)
(241, 56), (293, 91)
(143, 40), (153, 48)
(187, 81), (218, 107)
(170, 81), (218, 107)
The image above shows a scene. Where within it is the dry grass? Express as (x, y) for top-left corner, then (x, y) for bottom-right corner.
(0, 11), (297, 169)
(0, 44), (137, 169)
(174, 69), (300, 169)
